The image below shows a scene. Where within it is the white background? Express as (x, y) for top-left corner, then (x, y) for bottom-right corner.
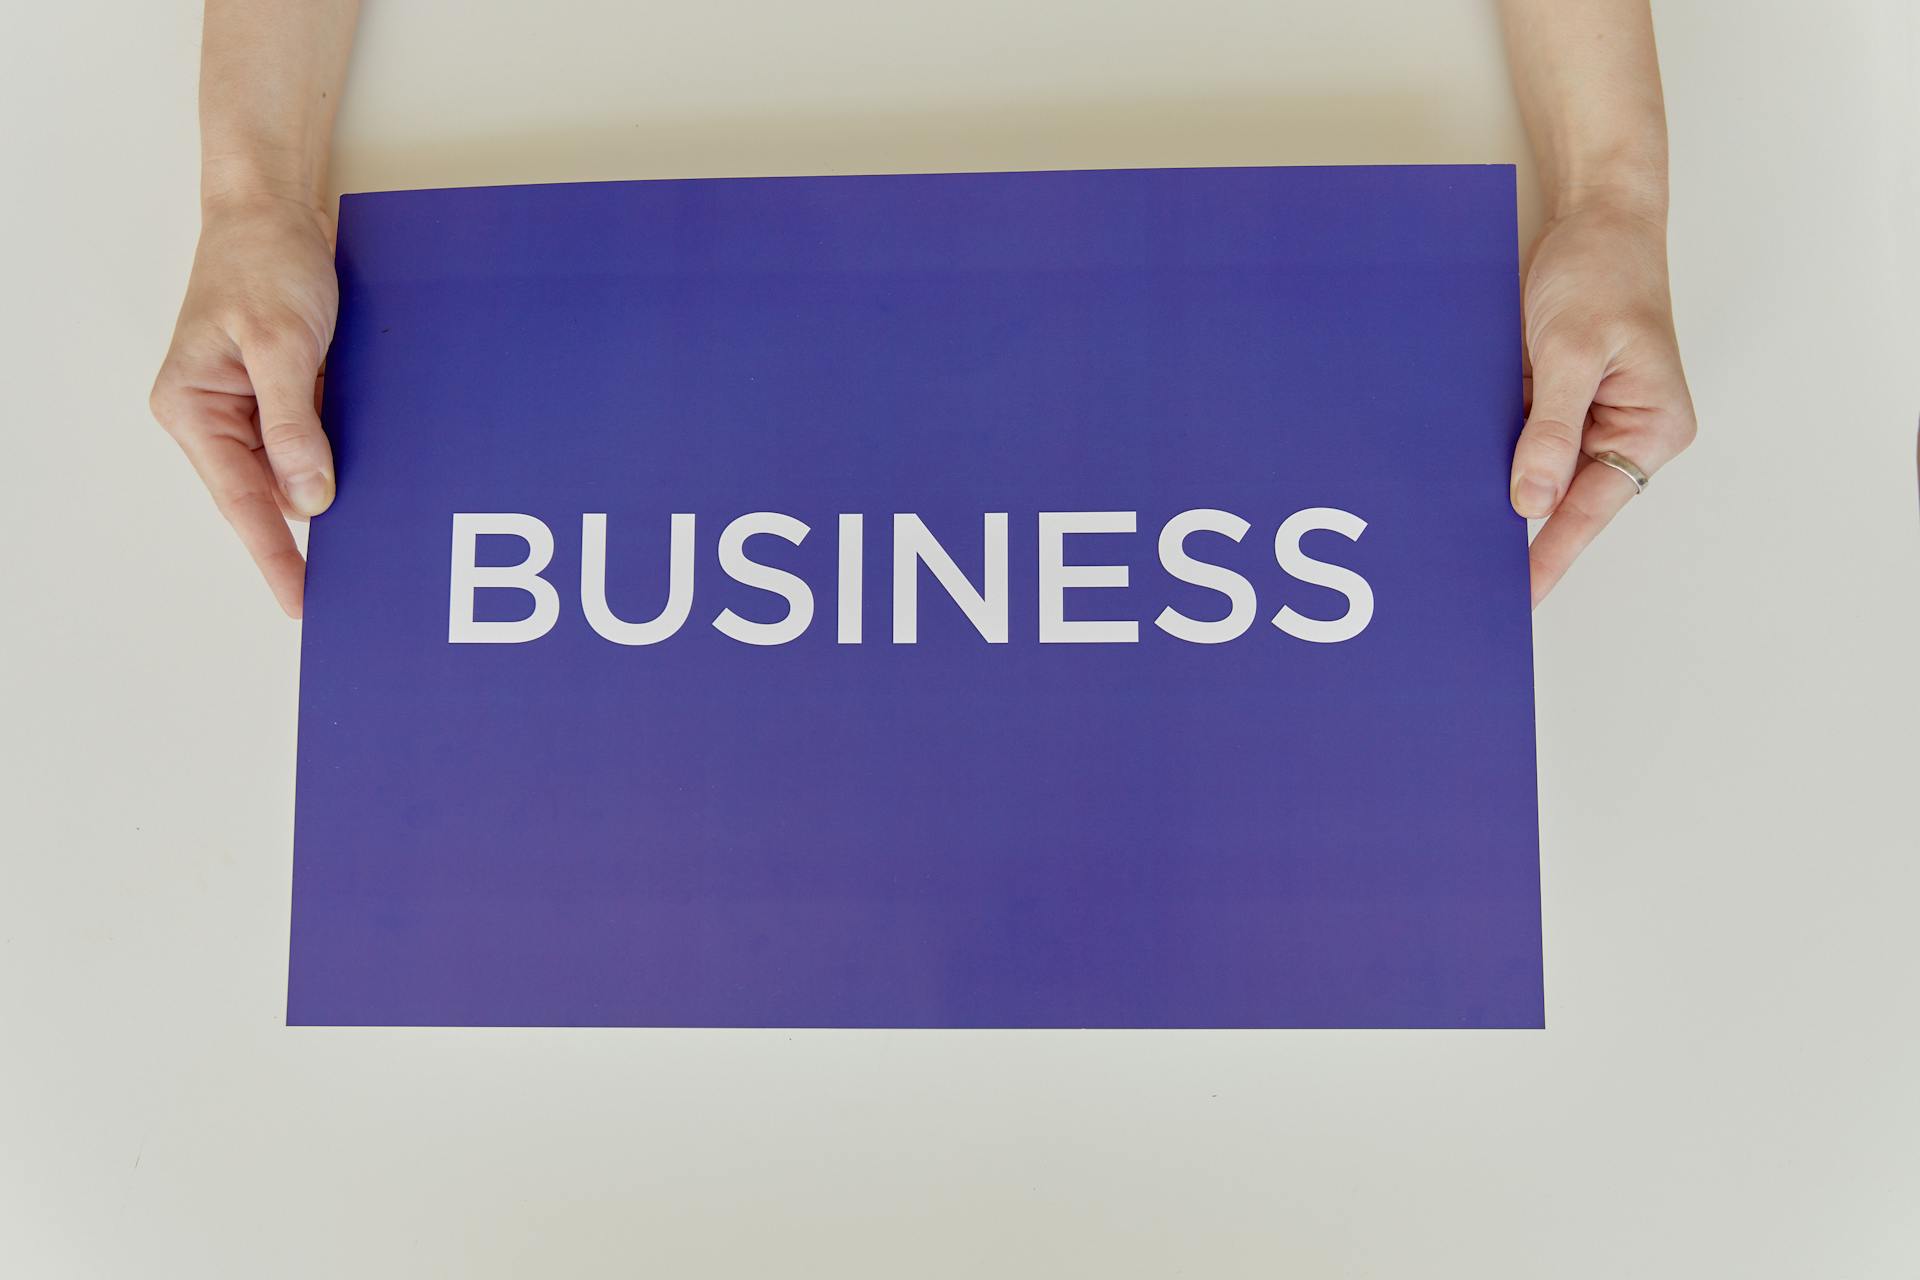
(3, 2), (1916, 1275)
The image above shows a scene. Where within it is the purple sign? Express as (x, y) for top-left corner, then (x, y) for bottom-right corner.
(291, 166), (1540, 1028)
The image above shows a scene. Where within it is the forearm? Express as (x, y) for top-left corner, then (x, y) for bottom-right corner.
(1497, 0), (1669, 221)
(199, 0), (361, 218)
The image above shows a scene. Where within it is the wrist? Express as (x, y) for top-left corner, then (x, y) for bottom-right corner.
(200, 148), (332, 229)
(1544, 150), (1668, 225)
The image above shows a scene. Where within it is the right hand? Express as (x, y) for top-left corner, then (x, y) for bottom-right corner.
(150, 194), (340, 618)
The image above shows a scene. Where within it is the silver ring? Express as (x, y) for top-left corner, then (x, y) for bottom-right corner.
(1588, 450), (1650, 495)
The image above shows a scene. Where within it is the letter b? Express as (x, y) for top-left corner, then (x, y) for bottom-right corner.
(449, 513), (561, 644)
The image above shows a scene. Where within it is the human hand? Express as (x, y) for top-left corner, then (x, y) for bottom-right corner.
(150, 195), (339, 617)
(1511, 196), (1696, 605)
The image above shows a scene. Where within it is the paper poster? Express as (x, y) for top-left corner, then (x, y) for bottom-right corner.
(290, 165), (1540, 1027)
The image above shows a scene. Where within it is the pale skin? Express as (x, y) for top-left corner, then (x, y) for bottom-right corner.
(152, 0), (1696, 617)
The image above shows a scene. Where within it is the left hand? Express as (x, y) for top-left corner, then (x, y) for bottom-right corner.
(1511, 197), (1697, 605)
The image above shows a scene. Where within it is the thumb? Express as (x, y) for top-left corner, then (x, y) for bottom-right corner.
(243, 331), (335, 518)
(1510, 343), (1603, 519)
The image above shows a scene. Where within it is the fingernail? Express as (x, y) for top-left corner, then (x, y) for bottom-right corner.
(1512, 474), (1556, 518)
(286, 470), (334, 516)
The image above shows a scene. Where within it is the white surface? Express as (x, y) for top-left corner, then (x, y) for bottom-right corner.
(3, 2), (1917, 1275)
